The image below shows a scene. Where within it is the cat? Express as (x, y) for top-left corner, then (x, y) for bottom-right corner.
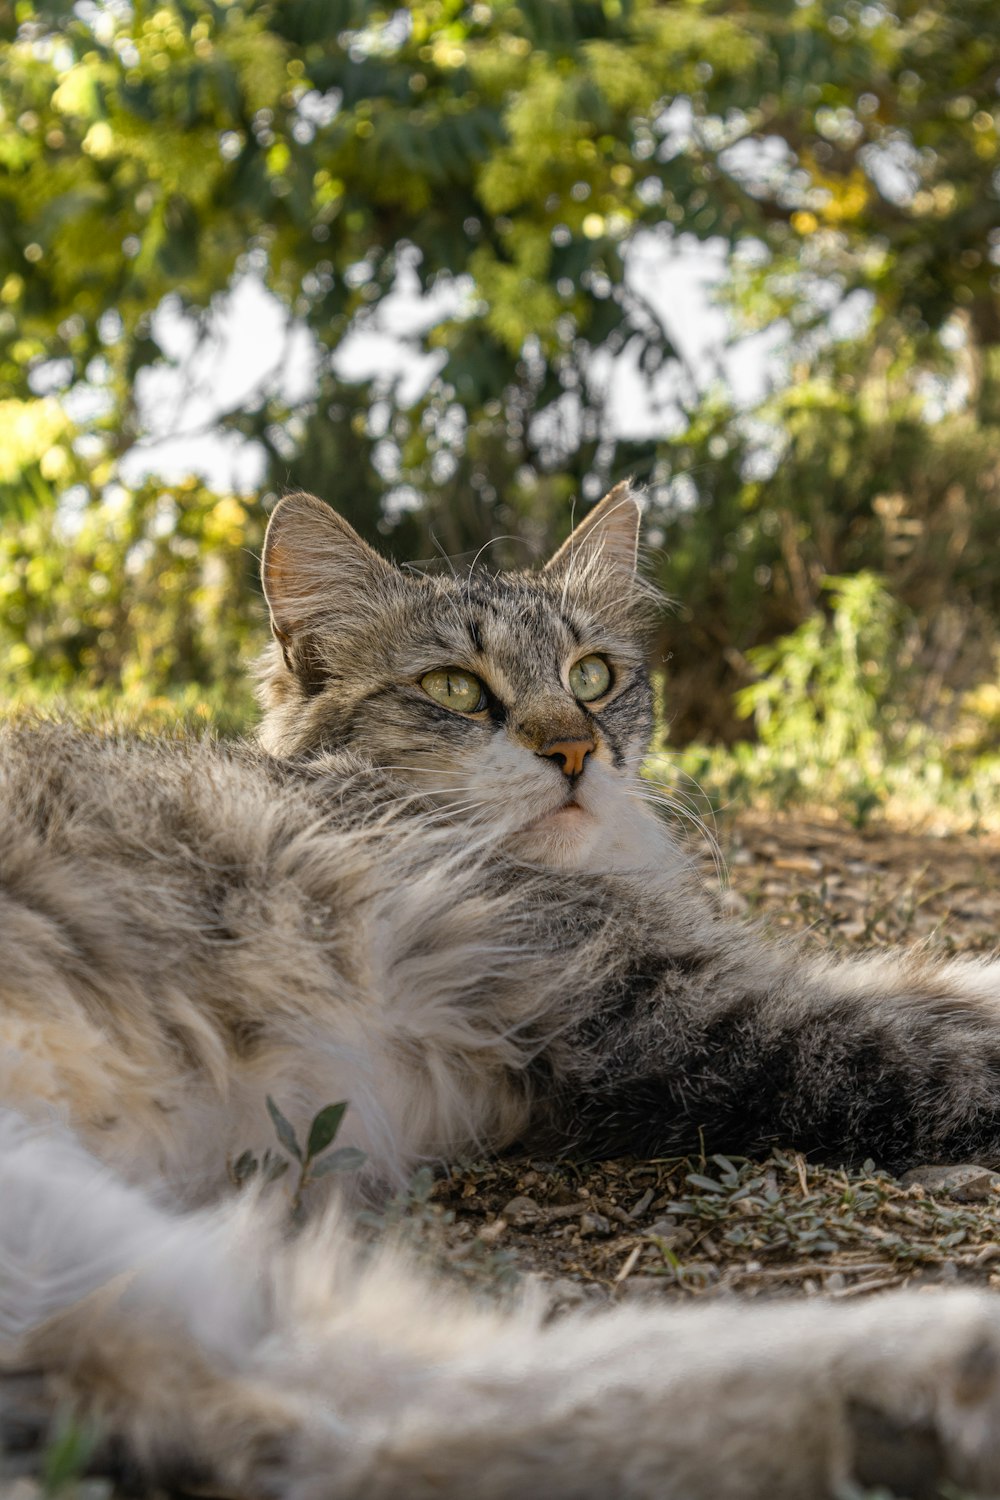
(3, 483), (1000, 1499)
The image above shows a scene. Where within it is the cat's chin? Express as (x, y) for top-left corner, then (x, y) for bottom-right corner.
(504, 803), (604, 869)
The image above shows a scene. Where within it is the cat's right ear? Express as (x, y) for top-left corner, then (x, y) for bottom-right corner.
(262, 492), (394, 687)
(543, 481), (642, 577)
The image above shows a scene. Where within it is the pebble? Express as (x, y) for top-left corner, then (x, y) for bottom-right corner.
(899, 1164), (1000, 1202)
(647, 1218), (690, 1247)
(773, 855), (823, 875)
(501, 1195), (542, 1226)
(579, 1211), (612, 1237)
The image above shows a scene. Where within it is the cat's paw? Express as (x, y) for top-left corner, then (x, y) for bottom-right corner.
(831, 1291), (1000, 1497)
(636, 1291), (1000, 1498)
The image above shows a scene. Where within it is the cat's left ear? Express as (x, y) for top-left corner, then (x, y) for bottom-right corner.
(543, 481), (641, 575)
(262, 491), (395, 684)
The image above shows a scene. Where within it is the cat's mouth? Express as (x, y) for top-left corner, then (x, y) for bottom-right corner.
(521, 797), (588, 833)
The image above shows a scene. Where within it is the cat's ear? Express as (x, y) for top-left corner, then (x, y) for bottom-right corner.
(262, 492), (394, 686)
(543, 481), (641, 576)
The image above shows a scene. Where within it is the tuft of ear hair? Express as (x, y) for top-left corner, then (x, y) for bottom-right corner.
(261, 492), (394, 684)
(543, 481), (642, 576)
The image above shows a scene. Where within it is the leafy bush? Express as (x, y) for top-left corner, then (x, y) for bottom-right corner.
(737, 573), (911, 778)
(650, 574), (1000, 830)
(0, 480), (263, 727)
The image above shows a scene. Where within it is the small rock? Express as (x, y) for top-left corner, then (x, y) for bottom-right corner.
(899, 1164), (1000, 1202)
(550, 1200), (591, 1221)
(647, 1218), (690, 1248)
(501, 1195), (542, 1226)
(579, 1211), (612, 1237)
(477, 1218), (506, 1245)
(773, 855), (823, 876)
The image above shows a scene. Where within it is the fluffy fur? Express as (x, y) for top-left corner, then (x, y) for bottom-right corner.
(4, 484), (1000, 1497)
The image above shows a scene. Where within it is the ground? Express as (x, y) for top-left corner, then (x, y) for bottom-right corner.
(405, 812), (1000, 1309)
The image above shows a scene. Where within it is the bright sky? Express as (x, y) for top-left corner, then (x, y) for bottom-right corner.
(118, 234), (793, 497)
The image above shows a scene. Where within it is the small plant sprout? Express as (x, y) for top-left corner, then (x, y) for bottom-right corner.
(42, 1407), (102, 1497)
(229, 1098), (366, 1220)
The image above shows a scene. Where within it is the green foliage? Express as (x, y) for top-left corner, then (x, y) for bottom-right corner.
(737, 572), (906, 773)
(40, 1409), (101, 1497)
(0, 479), (264, 711)
(235, 1096), (368, 1220)
(1, 0), (998, 753)
(650, 575), (1000, 830)
(653, 357), (1000, 743)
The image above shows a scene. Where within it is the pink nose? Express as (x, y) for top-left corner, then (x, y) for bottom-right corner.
(539, 738), (595, 780)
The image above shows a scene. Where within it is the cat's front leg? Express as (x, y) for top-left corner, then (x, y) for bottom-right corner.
(622, 1290), (1000, 1500)
(707, 1290), (1000, 1500)
(293, 1287), (1000, 1500)
(546, 936), (1000, 1172)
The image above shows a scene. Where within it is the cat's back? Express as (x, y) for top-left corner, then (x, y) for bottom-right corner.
(0, 718), (401, 1039)
(0, 718), (590, 1195)
(0, 716), (379, 873)
(0, 719), (461, 1193)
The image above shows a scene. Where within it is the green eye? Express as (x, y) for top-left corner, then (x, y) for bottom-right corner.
(420, 669), (486, 714)
(569, 654), (611, 703)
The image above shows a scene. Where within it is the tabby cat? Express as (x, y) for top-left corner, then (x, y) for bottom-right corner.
(4, 484), (1000, 1498)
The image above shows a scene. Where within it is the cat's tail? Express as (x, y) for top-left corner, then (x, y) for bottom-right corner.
(5, 1108), (1000, 1500)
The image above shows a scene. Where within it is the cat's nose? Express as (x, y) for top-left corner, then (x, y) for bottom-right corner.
(539, 737), (595, 781)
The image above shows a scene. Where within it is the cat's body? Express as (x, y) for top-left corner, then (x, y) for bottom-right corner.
(5, 486), (1000, 1498)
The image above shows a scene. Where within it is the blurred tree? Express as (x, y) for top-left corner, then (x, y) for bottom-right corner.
(0, 480), (262, 706)
(0, 0), (997, 732)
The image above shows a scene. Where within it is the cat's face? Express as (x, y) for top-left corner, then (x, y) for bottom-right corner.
(258, 486), (662, 869)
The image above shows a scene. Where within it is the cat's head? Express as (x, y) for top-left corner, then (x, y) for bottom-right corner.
(257, 486), (664, 869)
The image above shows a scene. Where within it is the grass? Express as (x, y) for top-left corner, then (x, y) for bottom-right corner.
(649, 739), (1000, 836)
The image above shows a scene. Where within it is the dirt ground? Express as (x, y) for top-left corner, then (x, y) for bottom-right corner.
(411, 812), (1000, 1310)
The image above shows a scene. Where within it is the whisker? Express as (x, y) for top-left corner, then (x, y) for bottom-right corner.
(628, 774), (727, 886)
(466, 534), (522, 580)
(429, 529), (459, 580)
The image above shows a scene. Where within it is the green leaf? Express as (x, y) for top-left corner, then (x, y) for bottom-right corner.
(310, 1145), (368, 1176)
(306, 1100), (348, 1160)
(710, 1154), (742, 1178)
(266, 1095), (302, 1161)
(42, 1410), (99, 1496)
(232, 1148), (258, 1185)
(685, 1173), (727, 1195)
